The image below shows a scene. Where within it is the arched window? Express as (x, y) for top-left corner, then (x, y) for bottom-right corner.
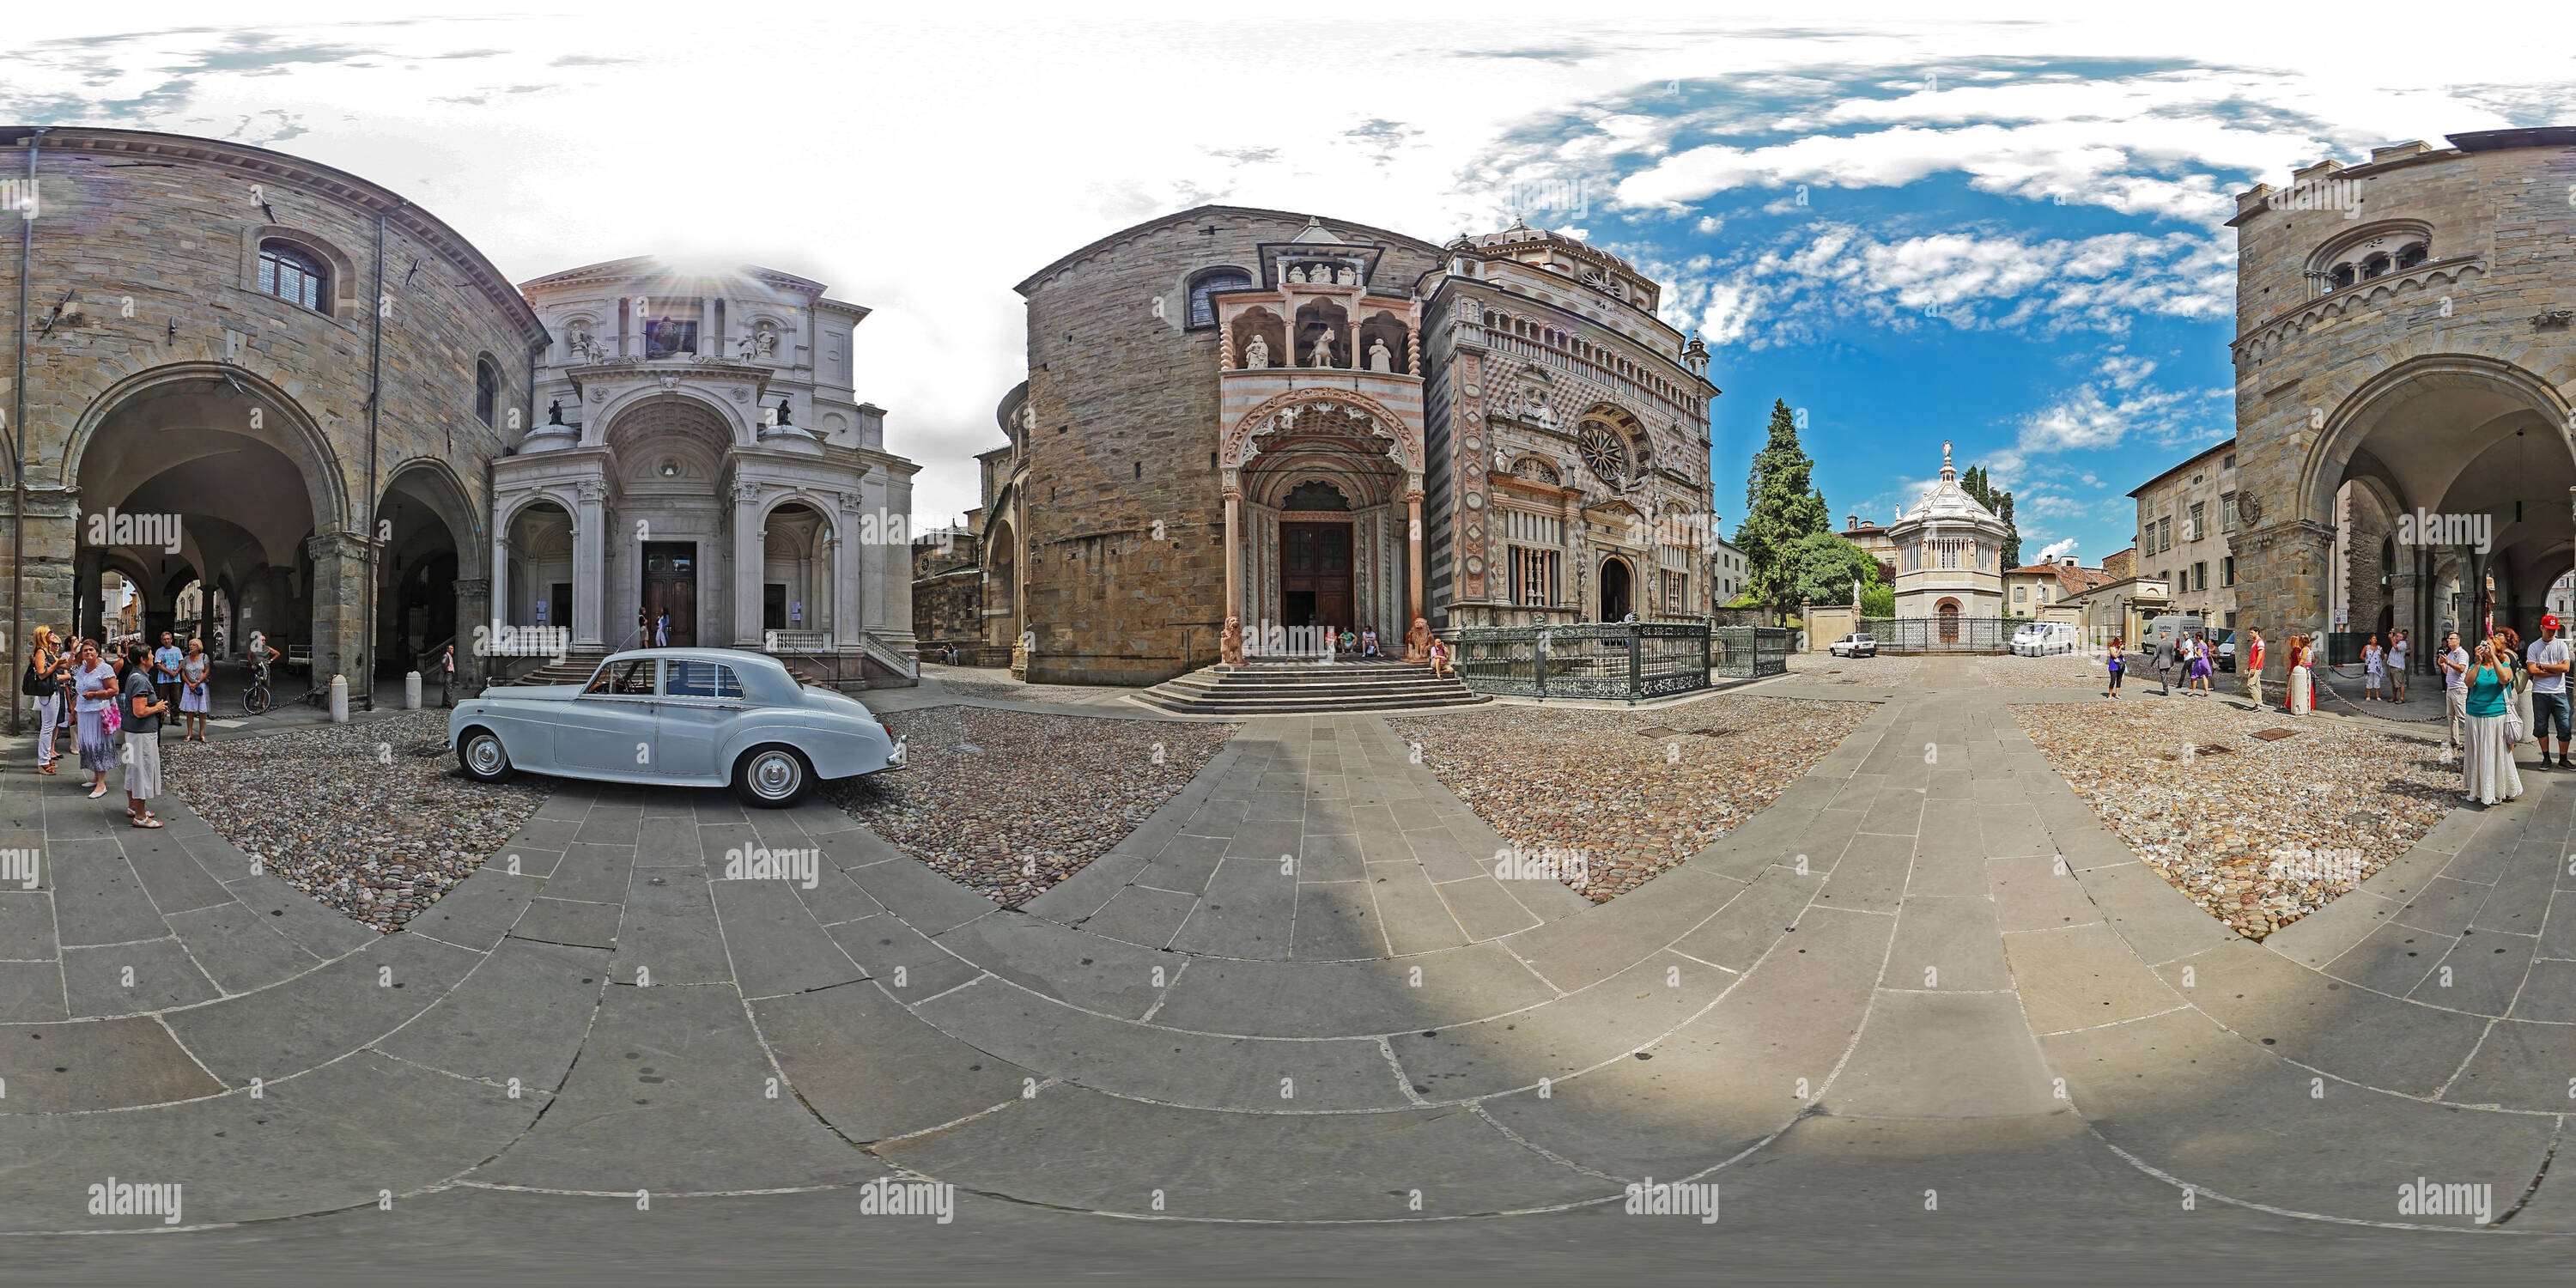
(475, 359), (501, 428)
(2397, 241), (2429, 270)
(1187, 268), (1253, 329)
(258, 240), (328, 312)
(2360, 252), (2391, 281)
(2327, 263), (2356, 291)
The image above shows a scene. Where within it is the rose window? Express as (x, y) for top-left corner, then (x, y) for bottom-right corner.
(1578, 424), (1629, 489)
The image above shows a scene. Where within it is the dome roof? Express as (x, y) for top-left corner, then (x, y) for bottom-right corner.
(1891, 441), (2008, 535)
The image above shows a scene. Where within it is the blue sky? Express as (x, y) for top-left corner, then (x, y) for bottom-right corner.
(3, 6), (2571, 562)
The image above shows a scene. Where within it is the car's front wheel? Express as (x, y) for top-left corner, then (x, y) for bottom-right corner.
(458, 727), (514, 783)
(733, 744), (813, 809)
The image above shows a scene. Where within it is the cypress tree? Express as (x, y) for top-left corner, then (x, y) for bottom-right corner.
(1735, 398), (1832, 621)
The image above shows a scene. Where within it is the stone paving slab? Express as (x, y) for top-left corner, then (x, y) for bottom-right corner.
(0, 1015), (227, 1111)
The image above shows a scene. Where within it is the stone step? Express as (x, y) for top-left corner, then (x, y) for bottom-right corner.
(1128, 689), (1492, 715)
(1133, 662), (1489, 715)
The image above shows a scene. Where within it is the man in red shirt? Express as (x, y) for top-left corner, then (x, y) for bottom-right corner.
(2243, 629), (2266, 707)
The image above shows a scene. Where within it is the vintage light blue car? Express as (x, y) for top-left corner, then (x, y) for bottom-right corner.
(448, 647), (906, 807)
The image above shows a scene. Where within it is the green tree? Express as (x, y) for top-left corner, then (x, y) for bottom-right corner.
(1859, 583), (1895, 617)
(1959, 465), (2023, 568)
(1735, 398), (1832, 622)
(1782, 531), (1884, 607)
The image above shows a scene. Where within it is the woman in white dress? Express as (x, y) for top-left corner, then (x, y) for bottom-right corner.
(2463, 640), (2524, 805)
(2504, 628), (2535, 747)
(2362, 634), (2384, 701)
(2287, 634), (2315, 715)
(178, 638), (211, 741)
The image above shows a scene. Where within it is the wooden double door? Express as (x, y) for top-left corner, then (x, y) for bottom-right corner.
(641, 542), (697, 647)
(1279, 521), (1354, 635)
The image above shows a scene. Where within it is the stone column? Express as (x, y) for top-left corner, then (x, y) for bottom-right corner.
(731, 479), (764, 647)
(1222, 482), (1242, 627)
(489, 528), (511, 632)
(1406, 481), (1425, 622)
(452, 577), (489, 691)
(835, 488), (865, 655)
(572, 481), (607, 649)
(305, 531), (372, 691)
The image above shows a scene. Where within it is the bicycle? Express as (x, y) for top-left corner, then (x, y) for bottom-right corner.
(240, 667), (272, 715)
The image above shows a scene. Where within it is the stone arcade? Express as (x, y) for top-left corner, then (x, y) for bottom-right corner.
(970, 207), (1720, 685)
(0, 128), (919, 728)
(2229, 128), (2576, 678)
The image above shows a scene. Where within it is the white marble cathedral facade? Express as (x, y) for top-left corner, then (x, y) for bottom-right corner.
(495, 259), (917, 673)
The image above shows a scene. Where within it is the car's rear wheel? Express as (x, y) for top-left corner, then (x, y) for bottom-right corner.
(733, 744), (812, 809)
(458, 728), (514, 782)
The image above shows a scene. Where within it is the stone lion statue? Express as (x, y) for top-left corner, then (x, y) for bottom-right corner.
(1220, 615), (1246, 666)
(1404, 616), (1434, 663)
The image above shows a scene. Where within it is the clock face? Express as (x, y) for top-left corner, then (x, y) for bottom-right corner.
(1579, 424), (1628, 489)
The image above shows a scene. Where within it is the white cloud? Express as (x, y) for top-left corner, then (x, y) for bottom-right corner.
(2037, 537), (2079, 560)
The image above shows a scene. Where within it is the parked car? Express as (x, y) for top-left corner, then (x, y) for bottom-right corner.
(2010, 621), (2081, 656)
(1829, 632), (1878, 658)
(2138, 614), (2206, 656)
(449, 648), (906, 807)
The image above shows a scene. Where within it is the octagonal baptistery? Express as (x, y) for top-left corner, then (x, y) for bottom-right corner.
(2229, 127), (2576, 683)
(997, 206), (1719, 686)
(0, 127), (547, 718)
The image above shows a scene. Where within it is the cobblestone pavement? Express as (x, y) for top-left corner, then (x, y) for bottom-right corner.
(2015, 696), (2459, 938)
(3, 654), (2576, 1274)
(1389, 696), (1875, 899)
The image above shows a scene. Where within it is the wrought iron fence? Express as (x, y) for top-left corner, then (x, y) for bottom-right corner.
(1449, 623), (1771, 701)
(1856, 616), (2014, 654)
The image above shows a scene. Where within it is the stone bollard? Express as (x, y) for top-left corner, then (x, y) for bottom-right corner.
(404, 671), (422, 709)
(330, 673), (349, 723)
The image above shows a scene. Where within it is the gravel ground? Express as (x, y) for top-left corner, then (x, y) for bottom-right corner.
(159, 713), (549, 933)
(1389, 696), (1878, 900)
(1784, 653), (1923, 686)
(831, 707), (1236, 907)
(923, 665), (1129, 705)
(2013, 697), (2459, 939)
(1976, 652), (2119, 689)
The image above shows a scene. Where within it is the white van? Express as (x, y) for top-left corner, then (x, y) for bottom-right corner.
(2011, 621), (2081, 656)
(2140, 615), (2205, 655)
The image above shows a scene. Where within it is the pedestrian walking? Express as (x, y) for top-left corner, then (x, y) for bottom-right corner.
(2463, 638), (2525, 805)
(2288, 634), (2316, 715)
(2390, 629), (2409, 702)
(178, 638), (210, 741)
(119, 645), (166, 829)
(2105, 635), (2123, 698)
(438, 643), (457, 708)
(2243, 629), (2265, 705)
(2439, 630), (2470, 746)
(2153, 632), (2178, 696)
(71, 641), (119, 799)
(2190, 631), (2215, 694)
(2362, 633), (2384, 701)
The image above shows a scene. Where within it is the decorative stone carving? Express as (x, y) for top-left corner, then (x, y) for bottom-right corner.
(1334, 264), (1357, 287)
(590, 387), (606, 403)
(1220, 615), (1245, 665)
(1367, 338), (1393, 373)
(1404, 617), (1433, 663)
(545, 398), (564, 426)
(575, 480), (608, 504)
(737, 323), (780, 360)
(730, 480), (762, 504)
(1307, 329), (1338, 368)
(1492, 444), (1510, 472)
(1242, 333), (1270, 368)
(730, 387), (750, 403)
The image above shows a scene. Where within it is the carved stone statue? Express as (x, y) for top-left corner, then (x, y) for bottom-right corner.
(1285, 264), (1306, 284)
(1492, 444), (1510, 472)
(546, 398), (564, 426)
(774, 398), (793, 427)
(1367, 338), (1394, 373)
(737, 324), (779, 361)
(1404, 617), (1434, 664)
(1334, 264), (1357, 287)
(1242, 333), (1270, 368)
(1306, 328), (1338, 368)
(1220, 615), (1246, 666)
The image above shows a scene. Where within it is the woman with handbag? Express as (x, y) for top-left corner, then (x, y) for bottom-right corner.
(70, 640), (119, 799)
(2464, 639), (2524, 805)
(179, 638), (211, 741)
(2500, 629), (2534, 749)
(119, 645), (167, 829)
(22, 626), (65, 775)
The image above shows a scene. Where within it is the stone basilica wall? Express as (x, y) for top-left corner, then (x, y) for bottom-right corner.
(1012, 210), (1440, 684)
(0, 127), (544, 701)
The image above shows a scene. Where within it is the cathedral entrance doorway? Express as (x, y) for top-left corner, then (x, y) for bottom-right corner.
(642, 542), (698, 647)
(1280, 521), (1354, 635)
